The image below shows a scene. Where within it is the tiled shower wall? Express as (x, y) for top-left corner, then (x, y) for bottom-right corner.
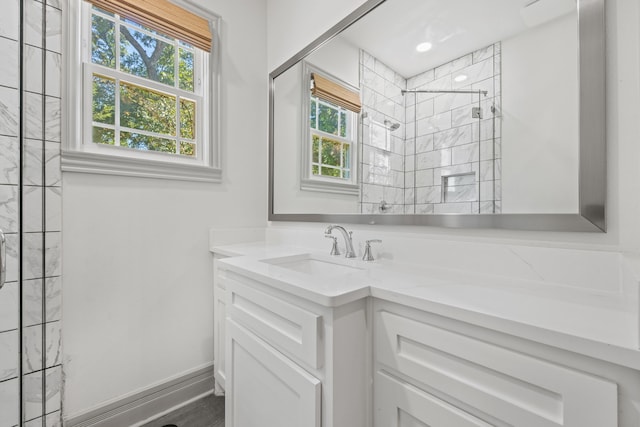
(359, 50), (406, 214)
(0, 0), (63, 426)
(358, 44), (501, 214)
(405, 43), (502, 214)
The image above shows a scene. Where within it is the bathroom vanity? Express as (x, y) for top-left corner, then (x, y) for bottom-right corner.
(210, 235), (640, 427)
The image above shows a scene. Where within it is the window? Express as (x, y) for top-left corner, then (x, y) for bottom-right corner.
(62, 0), (221, 182)
(310, 96), (353, 180)
(301, 63), (361, 195)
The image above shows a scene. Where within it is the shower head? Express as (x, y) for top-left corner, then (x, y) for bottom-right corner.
(384, 119), (401, 131)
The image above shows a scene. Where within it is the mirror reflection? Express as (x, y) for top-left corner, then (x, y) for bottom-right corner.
(273, 0), (578, 215)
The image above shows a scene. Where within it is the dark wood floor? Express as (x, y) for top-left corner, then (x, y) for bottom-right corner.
(141, 394), (224, 427)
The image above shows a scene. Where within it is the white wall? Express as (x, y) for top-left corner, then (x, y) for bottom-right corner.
(62, 0), (268, 417)
(502, 13), (579, 213)
(267, 0), (640, 251)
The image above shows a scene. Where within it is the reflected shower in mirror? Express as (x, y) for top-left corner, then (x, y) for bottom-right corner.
(272, 0), (581, 218)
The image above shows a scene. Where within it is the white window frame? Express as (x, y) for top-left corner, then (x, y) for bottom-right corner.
(62, 0), (222, 182)
(300, 62), (359, 195)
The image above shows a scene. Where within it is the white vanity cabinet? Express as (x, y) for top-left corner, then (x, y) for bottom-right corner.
(218, 264), (370, 427)
(372, 299), (619, 427)
(213, 256), (227, 394)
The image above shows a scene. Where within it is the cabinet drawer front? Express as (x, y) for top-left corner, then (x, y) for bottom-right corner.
(375, 371), (492, 427)
(227, 320), (321, 427)
(224, 274), (322, 369)
(375, 310), (617, 427)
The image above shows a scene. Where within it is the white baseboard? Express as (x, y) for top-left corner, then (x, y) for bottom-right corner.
(65, 364), (215, 427)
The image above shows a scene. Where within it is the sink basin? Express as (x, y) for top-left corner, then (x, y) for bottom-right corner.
(261, 254), (364, 277)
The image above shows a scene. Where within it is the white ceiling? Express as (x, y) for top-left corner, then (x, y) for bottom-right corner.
(339, 0), (576, 78)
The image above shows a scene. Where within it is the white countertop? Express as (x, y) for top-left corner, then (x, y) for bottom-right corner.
(212, 242), (640, 370)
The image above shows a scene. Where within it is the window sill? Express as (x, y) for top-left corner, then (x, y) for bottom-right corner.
(61, 150), (222, 183)
(300, 178), (359, 196)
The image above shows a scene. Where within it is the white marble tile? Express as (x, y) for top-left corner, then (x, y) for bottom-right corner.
(473, 45), (494, 63)
(45, 141), (61, 186)
(480, 159), (495, 181)
(23, 324), (43, 374)
(415, 134), (433, 153)
(451, 104), (477, 128)
(23, 369), (43, 421)
(45, 96), (61, 142)
(404, 172), (414, 189)
(389, 152), (403, 171)
(416, 149), (451, 170)
(46, 276), (62, 322)
(452, 142), (479, 165)
(415, 204), (434, 214)
(415, 169), (434, 188)
(480, 138), (497, 161)
(434, 202), (473, 214)
(0, 37), (19, 89)
(24, 139), (43, 186)
(23, 232), (43, 280)
(0, 135), (19, 185)
(452, 58), (494, 89)
(434, 92), (472, 115)
(0, 86), (19, 137)
(361, 183), (383, 204)
(0, 378), (19, 427)
(383, 186), (403, 205)
(45, 51), (62, 98)
(403, 187), (414, 205)
(0, 281), (18, 332)
(0, 330), (18, 381)
(416, 186), (441, 204)
(417, 111), (451, 135)
(45, 187), (61, 232)
(23, 279), (43, 327)
(45, 232), (61, 277)
(0, 184), (19, 233)
(3, 233), (18, 283)
(24, 45), (43, 93)
(46, 321), (61, 367)
(415, 99), (434, 120)
(407, 69), (434, 90)
(25, 92), (43, 140)
(46, 5), (62, 53)
(24, 186), (43, 233)
(362, 50), (374, 70)
(0, 0), (20, 41)
(479, 201), (497, 214)
(480, 180), (495, 202)
(25, 416), (45, 427)
(46, 411), (62, 427)
(25, 0), (43, 48)
(495, 179), (502, 201)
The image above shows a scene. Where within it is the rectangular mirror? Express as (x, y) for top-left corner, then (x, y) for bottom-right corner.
(269, 0), (605, 231)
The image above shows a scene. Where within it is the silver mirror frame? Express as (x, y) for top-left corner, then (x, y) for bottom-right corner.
(269, 0), (606, 232)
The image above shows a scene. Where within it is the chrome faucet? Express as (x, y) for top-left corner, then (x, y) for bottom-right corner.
(324, 225), (356, 258)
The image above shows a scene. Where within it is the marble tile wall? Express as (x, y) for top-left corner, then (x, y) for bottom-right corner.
(405, 43), (502, 214)
(359, 50), (406, 214)
(0, 0), (63, 426)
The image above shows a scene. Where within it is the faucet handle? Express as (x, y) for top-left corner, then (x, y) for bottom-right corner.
(325, 235), (340, 256)
(362, 239), (382, 261)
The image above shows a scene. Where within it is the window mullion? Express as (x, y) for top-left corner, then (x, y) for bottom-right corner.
(115, 16), (120, 71)
(115, 78), (121, 147)
(176, 96), (181, 155)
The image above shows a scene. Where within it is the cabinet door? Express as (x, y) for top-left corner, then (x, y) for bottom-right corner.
(375, 371), (492, 427)
(375, 310), (617, 427)
(226, 319), (321, 427)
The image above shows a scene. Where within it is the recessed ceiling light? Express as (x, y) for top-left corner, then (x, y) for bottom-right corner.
(415, 42), (432, 53)
(454, 74), (468, 82)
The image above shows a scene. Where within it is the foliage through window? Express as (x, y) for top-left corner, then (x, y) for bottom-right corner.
(88, 5), (205, 159)
(309, 96), (354, 181)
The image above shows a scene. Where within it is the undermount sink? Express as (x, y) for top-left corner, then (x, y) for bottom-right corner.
(261, 253), (364, 277)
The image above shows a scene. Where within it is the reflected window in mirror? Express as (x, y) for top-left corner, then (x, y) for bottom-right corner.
(301, 63), (361, 195)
